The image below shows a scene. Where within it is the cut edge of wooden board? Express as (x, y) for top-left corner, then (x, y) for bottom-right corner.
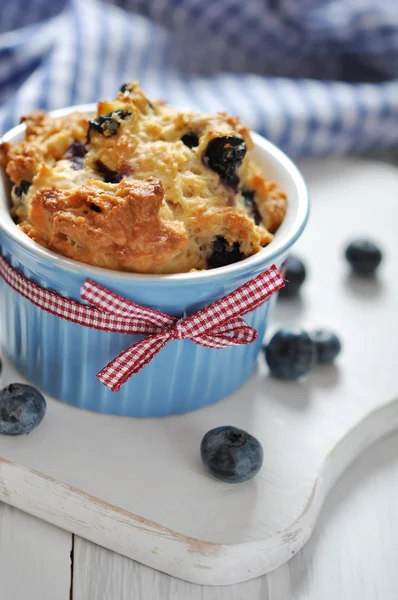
(0, 395), (397, 586)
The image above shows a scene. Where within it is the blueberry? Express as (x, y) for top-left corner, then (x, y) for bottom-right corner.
(181, 132), (199, 149)
(13, 180), (31, 198)
(200, 426), (263, 483)
(207, 236), (244, 269)
(119, 83), (130, 94)
(203, 135), (246, 190)
(94, 160), (123, 184)
(345, 239), (382, 276)
(65, 140), (87, 158)
(87, 110), (131, 142)
(89, 203), (101, 213)
(310, 329), (341, 365)
(242, 190), (262, 225)
(265, 329), (315, 380)
(278, 255), (306, 298)
(0, 383), (46, 436)
(65, 140), (87, 170)
(11, 180), (31, 214)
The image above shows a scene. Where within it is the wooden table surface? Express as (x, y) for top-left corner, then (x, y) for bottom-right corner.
(1, 429), (397, 599)
(2, 155), (398, 598)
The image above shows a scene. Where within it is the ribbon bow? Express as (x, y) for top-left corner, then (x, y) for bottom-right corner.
(0, 256), (284, 392)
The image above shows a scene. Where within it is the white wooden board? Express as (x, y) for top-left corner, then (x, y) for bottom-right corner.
(0, 158), (397, 586)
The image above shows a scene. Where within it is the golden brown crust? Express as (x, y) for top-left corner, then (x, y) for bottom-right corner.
(0, 142), (10, 168)
(250, 175), (287, 234)
(4, 111), (88, 184)
(2, 81), (287, 273)
(26, 178), (187, 273)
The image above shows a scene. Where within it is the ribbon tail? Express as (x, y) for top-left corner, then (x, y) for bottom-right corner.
(97, 332), (172, 392)
(212, 316), (253, 334)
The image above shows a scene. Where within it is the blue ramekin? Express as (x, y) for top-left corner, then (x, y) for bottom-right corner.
(0, 106), (309, 417)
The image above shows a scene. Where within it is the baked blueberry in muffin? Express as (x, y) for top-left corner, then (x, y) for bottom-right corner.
(0, 81), (287, 274)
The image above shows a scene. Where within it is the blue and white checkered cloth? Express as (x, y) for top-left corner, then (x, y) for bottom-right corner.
(1, 0), (398, 157)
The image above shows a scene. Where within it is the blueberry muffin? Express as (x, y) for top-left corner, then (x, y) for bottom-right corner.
(0, 82), (287, 274)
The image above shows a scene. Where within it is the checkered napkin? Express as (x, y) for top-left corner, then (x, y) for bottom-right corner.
(0, 0), (397, 157)
(0, 256), (284, 392)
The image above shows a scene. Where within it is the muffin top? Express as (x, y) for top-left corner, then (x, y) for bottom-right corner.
(0, 82), (287, 274)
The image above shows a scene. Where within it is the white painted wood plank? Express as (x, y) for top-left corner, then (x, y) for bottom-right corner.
(0, 158), (397, 584)
(266, 564), (292, 600)
(288, 432), (398, 600)
(0, 501), (71, 600)
(73, 537), (270, 600)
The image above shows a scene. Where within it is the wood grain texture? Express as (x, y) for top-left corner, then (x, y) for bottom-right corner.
(73, 537), (270, 600)
(73, 428), (398, 600)
(0, 159), (397, 584)
(267, 564), (292, 600)
(4, 425), (398, 599)
(0, 502), (72, 600)
(289, 432), (398, 600)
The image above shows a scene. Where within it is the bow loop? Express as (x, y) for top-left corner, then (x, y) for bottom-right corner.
(93, 265), (284, 391)
(81, 279), (175, 331)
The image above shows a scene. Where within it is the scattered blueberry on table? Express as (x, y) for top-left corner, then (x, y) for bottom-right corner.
(200, 426), (263, 483)
(345, 239), (382, 276)
(265, 328), (315, 380)
(278, 255), (306, 298)
(310, 329), (342, 365)
(0, 383), (46, 436)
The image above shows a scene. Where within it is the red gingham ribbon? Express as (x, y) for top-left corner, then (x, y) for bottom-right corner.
(0, 255), (284, 392)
